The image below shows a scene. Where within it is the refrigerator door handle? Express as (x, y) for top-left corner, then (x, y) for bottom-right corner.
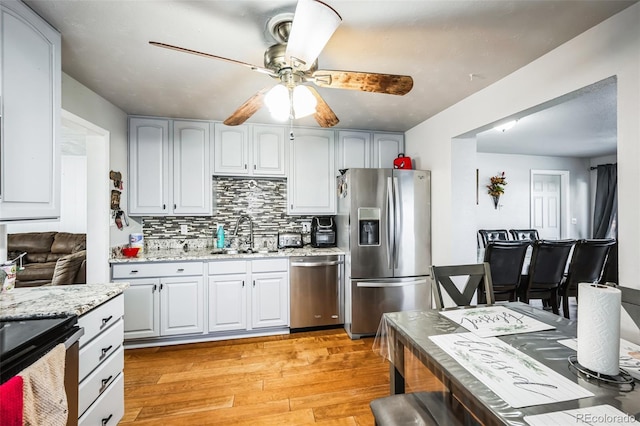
(356, 278), (428, 288)
(386, 176), (394, 270)
(393, 177), (400, 269)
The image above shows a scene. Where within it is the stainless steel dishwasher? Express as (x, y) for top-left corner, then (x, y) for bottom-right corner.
(290, 255), (343, 329)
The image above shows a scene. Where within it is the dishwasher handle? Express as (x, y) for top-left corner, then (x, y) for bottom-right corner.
(356, 278), (427, 288)
(291, 260), (343, 267)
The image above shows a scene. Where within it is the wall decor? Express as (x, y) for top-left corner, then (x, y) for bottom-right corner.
(487, 171), (507, 209)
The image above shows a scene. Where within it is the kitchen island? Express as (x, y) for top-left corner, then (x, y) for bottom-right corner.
(0, 283), (128, 319)
(0, 283), (128, 426)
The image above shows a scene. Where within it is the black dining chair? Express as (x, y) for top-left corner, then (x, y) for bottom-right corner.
(477, 229), (510, 248)
(480, 241), (530, 303)
(431, 263), (494, 309)
(559, 238), (616, 319)
(509, 229), (540, 241)
(599, 241), (618, 285)
(518, 239), (575, 315)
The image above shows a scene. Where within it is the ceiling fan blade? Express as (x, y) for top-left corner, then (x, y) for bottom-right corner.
(149, 41), (277, 77)
(307, 86), (339, 128)
(312, 70), (414, 96)
(285, 0), (342, 70)
(223, 88), (270, 126)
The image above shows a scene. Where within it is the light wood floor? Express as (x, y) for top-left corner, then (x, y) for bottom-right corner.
(121, 328), (443, 425)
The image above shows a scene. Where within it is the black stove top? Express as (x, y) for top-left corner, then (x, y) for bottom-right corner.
(0, 315), (78, 383)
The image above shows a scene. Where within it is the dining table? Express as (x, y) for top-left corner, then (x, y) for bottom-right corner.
(374, 302), (640, 425)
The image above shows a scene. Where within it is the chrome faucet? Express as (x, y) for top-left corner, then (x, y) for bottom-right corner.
(233, 215), (253, 250)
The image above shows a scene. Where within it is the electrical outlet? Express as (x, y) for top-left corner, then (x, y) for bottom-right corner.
(180, 224), (188, 235)
(301, 222), (311, 233)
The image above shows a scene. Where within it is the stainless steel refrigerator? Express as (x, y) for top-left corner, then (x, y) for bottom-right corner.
(336, 168), (431, 338)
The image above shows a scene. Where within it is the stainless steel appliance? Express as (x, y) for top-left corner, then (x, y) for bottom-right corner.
(310, 216), (337, 248)
(290, 255), (344, 329)
(0, 315), (83, 425)
(278, 232), (303, 248)
(337, 168), (431, 338)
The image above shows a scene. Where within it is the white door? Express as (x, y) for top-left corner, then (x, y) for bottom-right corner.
(251, 272), (289, 329)
(173, 120), (211, 214)
(213, 124), (250, 175)
(372, 133), (404, 168)
(337, 131), (371, 170)
(122, 278), (160, 340)
(531, 173), (563, 239)
(160, 276), (204, 336)
(253, 125), (286, 176)
(208, 274), (247, 332)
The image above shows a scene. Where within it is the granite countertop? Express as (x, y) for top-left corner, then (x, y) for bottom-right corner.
(0, 283), (129, 320)
(109, 246), (345, 263)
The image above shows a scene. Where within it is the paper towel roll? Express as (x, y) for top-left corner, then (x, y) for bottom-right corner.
(577, 283), (621, 375)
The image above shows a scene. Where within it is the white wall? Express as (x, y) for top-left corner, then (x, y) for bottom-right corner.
(405, 4), (640, 340)
(61, 73), (138, 247)
(476, 153), (590, 239)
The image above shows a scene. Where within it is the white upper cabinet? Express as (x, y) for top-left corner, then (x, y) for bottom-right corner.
(213, 124), (250, 175)
(0, 1), (61, 221)
(372, 133), (405, 168)
(213, 123), (286, 177)
(129, 117), (212, 216)
(336, 131), (404, 173)
(252, 125), (286, 176)
(128, 117), (170, 215)
(288, 128), (336, 215)
(337, 131), (372, 170)
(172, 120), (212, 215)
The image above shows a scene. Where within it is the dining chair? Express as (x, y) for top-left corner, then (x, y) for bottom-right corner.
(559, 238), (616, 318)
(518, 239), (575, 315)
(477, 229), (510, 248)
(509, 229), (540, 241)
(599, 240), (618, 285)
(431, 263), (494, 309)
(370, 391), (464, 426)
(480, 241), (530, 303)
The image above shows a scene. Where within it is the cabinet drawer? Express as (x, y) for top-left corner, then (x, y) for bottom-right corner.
(112, 261), (203, 278)
(208, 260), (247, 275)
(252, 258), (288, 273)
(78, 295), (124, 347)
(79, 346), (124, 417)
(79, 319), (123, 380)
(78, 372), (124, 426)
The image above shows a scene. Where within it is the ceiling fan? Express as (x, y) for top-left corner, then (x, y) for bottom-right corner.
(150, 0), (413, 128)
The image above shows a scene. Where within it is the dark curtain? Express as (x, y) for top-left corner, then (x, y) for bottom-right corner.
(592, 164), (617, 238)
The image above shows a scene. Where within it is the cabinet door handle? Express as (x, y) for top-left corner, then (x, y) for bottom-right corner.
(130, 270), (139, 274)
(100, 375), (113, 392)
(101, 315), (113, 326)
(152, 284), (157, 292)
(253, 280), (256, 287)
(253, 164), (256, 170)
(160, 283), (164, 291)
(242, 280), (245, 287)
(101, 414), (113, 426)
(100, 345), (113, 358)
(173, 203), (177, 209)
(244, 164), (247, 169)
(177, 268), (184, 272)
(163, 204), (166, 210)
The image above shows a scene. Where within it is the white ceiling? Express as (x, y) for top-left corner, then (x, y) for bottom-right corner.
(27, 0), (633, 155)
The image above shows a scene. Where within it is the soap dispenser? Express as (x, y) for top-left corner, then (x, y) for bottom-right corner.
(216, 224), (225, 249)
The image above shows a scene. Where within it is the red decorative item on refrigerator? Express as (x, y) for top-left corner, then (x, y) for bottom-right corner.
(393, 153), (412, 169)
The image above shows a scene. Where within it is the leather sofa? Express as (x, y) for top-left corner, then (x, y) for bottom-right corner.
(7, 232), (87, 288)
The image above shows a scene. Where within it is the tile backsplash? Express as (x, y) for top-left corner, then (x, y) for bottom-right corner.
(140, 177), (316, 247)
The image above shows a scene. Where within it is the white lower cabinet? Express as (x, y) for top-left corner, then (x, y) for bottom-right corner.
(77, 295), (124, 424)
(111, 262), (205, 340)
(208, 259), (289, 332)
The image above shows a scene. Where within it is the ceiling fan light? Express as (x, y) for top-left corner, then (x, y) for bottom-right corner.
(292, 85), (317, 118)
(286, 0), (342, 69)
(265, 84), (290, 121)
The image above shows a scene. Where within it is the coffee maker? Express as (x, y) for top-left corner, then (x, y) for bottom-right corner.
(311, 216), (337, 248)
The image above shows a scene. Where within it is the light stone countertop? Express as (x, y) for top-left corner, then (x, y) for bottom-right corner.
(109, 246), (345, 263)
(0, 283), (129, 320)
